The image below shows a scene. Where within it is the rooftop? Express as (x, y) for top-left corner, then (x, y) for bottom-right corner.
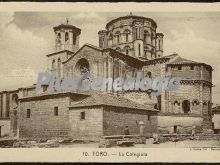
(19, 91), (89, 102)
(168, 56), (199, 65)
(53, 24), (81, 34)
(69, 92), (158, 112)
(106, 14), (157, 29)
(167, 56), (213, 70)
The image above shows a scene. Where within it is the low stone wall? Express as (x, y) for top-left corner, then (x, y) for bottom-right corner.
(157, 134), (220, 143)
(99, 135), (146, 148)
(0, 119), (10, 137)
(158, 115), (204, 134)
(0, 139), (16, 147)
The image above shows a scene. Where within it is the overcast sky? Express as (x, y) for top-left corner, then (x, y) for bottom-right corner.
(0, 12), (220, 104)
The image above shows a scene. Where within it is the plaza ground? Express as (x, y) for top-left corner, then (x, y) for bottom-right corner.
(60, 139), (220, 148)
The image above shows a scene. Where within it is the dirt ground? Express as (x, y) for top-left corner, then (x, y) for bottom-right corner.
(60, 139), (220, 148)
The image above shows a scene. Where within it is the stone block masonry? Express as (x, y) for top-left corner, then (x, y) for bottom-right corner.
(19, 96), (70, 139)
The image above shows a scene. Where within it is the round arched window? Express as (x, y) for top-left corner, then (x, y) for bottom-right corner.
(75, 58), (90, 75)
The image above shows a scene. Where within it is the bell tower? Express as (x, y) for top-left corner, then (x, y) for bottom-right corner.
(54, 19), (81, 53)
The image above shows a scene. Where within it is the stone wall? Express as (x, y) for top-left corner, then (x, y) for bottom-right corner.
(167, 65), (201, 80)
(158, 115), (203, 134)
(213, 114), (220, 129)
(121, 92), (157, 106)
(142, 62), (166, 79)
(0, 119), (10, 137)
(103, 106), (158, 137)
(19, 97), (70, 139)
(166, 83), (211, 115)
(69, 107), (103, 141)
(63, 45), (107, 78)
(167, 65), (212, 83)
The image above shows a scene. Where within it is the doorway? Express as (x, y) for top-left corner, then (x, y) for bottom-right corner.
(182, 100), (190, 114)
(174, 125), (177, 133)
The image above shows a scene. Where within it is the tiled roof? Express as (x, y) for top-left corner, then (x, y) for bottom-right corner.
(106, 15), (157, 28)
(167, 56), (213, 70)
(53, 24), (81, 34)
(19, 91), (88, 102)
(168, 56), (199, 65)
(69, 92), (158, 112)
(46, 50), (74, 57)
(63, 43), (143, 68)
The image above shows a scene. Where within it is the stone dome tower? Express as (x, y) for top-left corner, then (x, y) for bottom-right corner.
(98, 14), (164, 59)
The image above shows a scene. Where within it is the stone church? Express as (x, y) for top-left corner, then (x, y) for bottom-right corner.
(0, 14), (213, 140)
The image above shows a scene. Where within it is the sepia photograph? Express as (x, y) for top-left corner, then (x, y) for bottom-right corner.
(0, 2), (220, 163)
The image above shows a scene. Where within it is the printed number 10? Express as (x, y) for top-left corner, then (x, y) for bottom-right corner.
(83, 152), (89, 156)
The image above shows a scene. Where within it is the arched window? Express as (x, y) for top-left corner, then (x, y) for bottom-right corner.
(182, 100), (190, 114)
(52, 59), (56, 71)
(124, 29), (130, 42)
(124, 46), (130, 55)
(147, 72), (152, 78)
(73, 34), (76, 45)
(138, 44), (141, 56)
(203, 102), (208, 114)
(173, 101), (180, 113)
(134, 27), (141, 40)
(108, 33), (113, 40)
(65, 32), (69, 42)
(144, 30), (150, 42)
(57, 33), (61, 43)
(115, 31), (120, 44)
(114, 59), (120, 78)
(57, 58), (61, 77)
(192, 100), (199, 112)
(158, 40), (161, 50)
(115, 47), (121, 52)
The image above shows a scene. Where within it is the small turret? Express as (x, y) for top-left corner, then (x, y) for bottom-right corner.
(54, 19), (81, 53)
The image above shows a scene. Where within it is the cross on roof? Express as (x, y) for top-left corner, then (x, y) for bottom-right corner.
(66, 18), (69, 24)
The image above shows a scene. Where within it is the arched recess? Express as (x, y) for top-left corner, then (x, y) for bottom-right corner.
(192, 100), (199, 113)
(203, 102), (208, 114)
(124, 45), (130, 55)
(65, 32), (69, 42)
(114, 31), (120, 44)
(173, 100), (180, 113)
(75, 58), (90, 76)
(144, 30), (150, 43)
(182, 100), (190, 114)
(124, 29), (130, 42)
(115, 47), (121, 52)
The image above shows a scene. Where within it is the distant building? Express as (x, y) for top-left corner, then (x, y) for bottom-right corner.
(0, 14), (213, 140)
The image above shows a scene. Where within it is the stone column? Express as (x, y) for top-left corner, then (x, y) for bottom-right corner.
(179, 100), (182, 114)
(199, 83), (203, 115)
(108, 57), (113, 78)
(139, 121), (145, 136)
(190, 101), (193, 114)
(2, 92), (6, 118)
(105, 57), (108, 78)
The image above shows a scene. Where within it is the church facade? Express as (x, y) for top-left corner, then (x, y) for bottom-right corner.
(0, 14), (213, 140)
